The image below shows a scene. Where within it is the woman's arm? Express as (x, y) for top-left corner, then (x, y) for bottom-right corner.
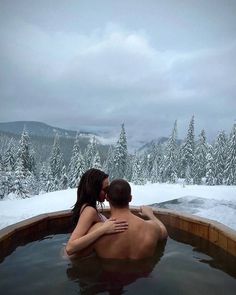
(66, 206), (128, 256)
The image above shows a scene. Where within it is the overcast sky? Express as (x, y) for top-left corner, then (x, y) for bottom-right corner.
(0, 0), (235, 147)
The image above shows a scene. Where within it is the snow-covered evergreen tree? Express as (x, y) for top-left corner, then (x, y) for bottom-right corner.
(68, 134), (85, 188)
(102, 145), (115, 178)
(84, 137), (98, 171)
(179, 116), (195, 179)
(29, 148), (36, 176)
(145, 142), (159, 181)
(27, 172), (38, 195)
(193, 129), (208, 184)
(45, 167), (55, 192)
(0, 155), (6, 198)
(17, 128), (32, 177)
(39, 163), (48, 193)
(125, 154), (134, 182)
(112, 124), (128, 179)
(150, 158), (161, 183)
(150, 144), (163, 183)
(60, 165), (68, 190)
(10, 129), (38, 197)
(0, 164), (10, 199)
(213, 131), (227, 185)
(140, 151), (150, 182)
(13, 158), (29, 198)
(224, 124), (236, 185)
(49, 133), (64, 184)
(131, 153), (146, 185)
(185, 164), (192, 185)
(92, 151), (102, 169)
(3, 140), (15, 172)
(205, 145), (215, 185)
(17, 128), (34, 176)
(161, 120), (178, 183)
(0, 154), (2, 171)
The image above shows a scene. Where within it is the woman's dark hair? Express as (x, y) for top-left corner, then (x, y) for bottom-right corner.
(71, 168), (109, 226)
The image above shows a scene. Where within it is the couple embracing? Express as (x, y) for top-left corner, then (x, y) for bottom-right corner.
(66, 168), (168, 260)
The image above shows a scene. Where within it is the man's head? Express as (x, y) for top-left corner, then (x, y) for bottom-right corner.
(106, 179), (132, 208)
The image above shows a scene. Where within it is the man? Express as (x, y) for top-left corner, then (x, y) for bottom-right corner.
(88, 179), (168, 260)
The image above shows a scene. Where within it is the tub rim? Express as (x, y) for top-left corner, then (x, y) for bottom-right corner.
(0, 206), (236, 258)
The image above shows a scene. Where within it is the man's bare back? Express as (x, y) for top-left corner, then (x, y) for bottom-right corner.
(89, 206), (167, 260)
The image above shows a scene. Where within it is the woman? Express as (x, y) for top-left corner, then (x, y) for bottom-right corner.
(66, 168), (128, 256)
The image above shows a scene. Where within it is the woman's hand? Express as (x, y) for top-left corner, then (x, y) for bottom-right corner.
(101, 218), (128, 234)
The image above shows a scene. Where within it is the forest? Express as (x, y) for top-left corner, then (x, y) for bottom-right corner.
(0, 116), (235, 199)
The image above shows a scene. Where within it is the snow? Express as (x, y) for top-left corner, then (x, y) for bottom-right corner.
(0, 183), (236, 231)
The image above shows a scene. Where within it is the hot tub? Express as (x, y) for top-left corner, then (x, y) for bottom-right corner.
(0, 208), (236, 294)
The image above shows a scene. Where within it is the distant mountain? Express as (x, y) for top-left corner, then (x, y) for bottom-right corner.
(138, 137), (168, 152)
(0, 121), (110, 165)
(138, 137), (183, 153)
(0, 121), (95, 138)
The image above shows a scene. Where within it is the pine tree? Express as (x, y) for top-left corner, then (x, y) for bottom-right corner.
(27, 172), (38, 195)
(150, 144), (163, 183)
(0, 155), (5, 198)
(112, 124), (128, 179)
(205, 146), (215, 185)
(193, 129), (208, 184)
(145, 142), (159, 181)
(29, 148), (36, 176)
(131, 153), (146, 185)
(140, 152), (150, 182)
(3, 140), (15, 172)
(45, 167), (55, 192)
(60, 165), (68, 190)
(125, 154), (134, 182)
(179, 116), (195, 179)
(0, 167), (11, 199)
(49, 133), (64, 183)
(39, 163), (48, 193)
(13, 158), (29, 198)
(150, 158), (161, 183)
(224, 124), (236, 185)
(162, 120), (178, 183)
(92, 151), (102, 169)
(0, 154), (2, 170)
(102, 145), (115, 177)
(185, 164), (192, 185)
(17, 128), (31, 177)
(84, 137), (97, 171)
(213, 131), (227, 185)
(68, 134), (85, 188)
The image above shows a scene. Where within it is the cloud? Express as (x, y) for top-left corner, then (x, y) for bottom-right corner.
(0, 20), (235, 146)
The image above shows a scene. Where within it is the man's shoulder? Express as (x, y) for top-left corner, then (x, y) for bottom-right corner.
(144, 220), (162, 234)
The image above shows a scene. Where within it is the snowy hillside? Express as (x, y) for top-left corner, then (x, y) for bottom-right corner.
(0, 183), (235, 231)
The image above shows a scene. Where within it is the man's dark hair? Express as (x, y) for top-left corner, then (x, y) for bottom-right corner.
(107, 179), (131, 208)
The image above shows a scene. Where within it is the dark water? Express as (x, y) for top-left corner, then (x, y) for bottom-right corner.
(0, 231), (236, 295)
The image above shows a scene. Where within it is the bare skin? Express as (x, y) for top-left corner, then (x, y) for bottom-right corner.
(66, 178), (128, 257)
(87, 205), (168, 260)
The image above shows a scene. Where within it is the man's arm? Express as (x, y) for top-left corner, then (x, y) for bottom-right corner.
(140, 206), (168, 240)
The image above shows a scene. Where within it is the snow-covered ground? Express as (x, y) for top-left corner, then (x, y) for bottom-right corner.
(0, 183), (236, 231)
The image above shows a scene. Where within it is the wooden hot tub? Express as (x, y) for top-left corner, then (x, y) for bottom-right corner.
(0, 207), (236, 262)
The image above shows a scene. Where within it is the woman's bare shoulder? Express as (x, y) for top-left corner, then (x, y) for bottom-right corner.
(80, 206), (98, 219)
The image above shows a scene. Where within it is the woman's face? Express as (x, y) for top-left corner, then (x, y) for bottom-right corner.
(99, 177), (109, 202)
